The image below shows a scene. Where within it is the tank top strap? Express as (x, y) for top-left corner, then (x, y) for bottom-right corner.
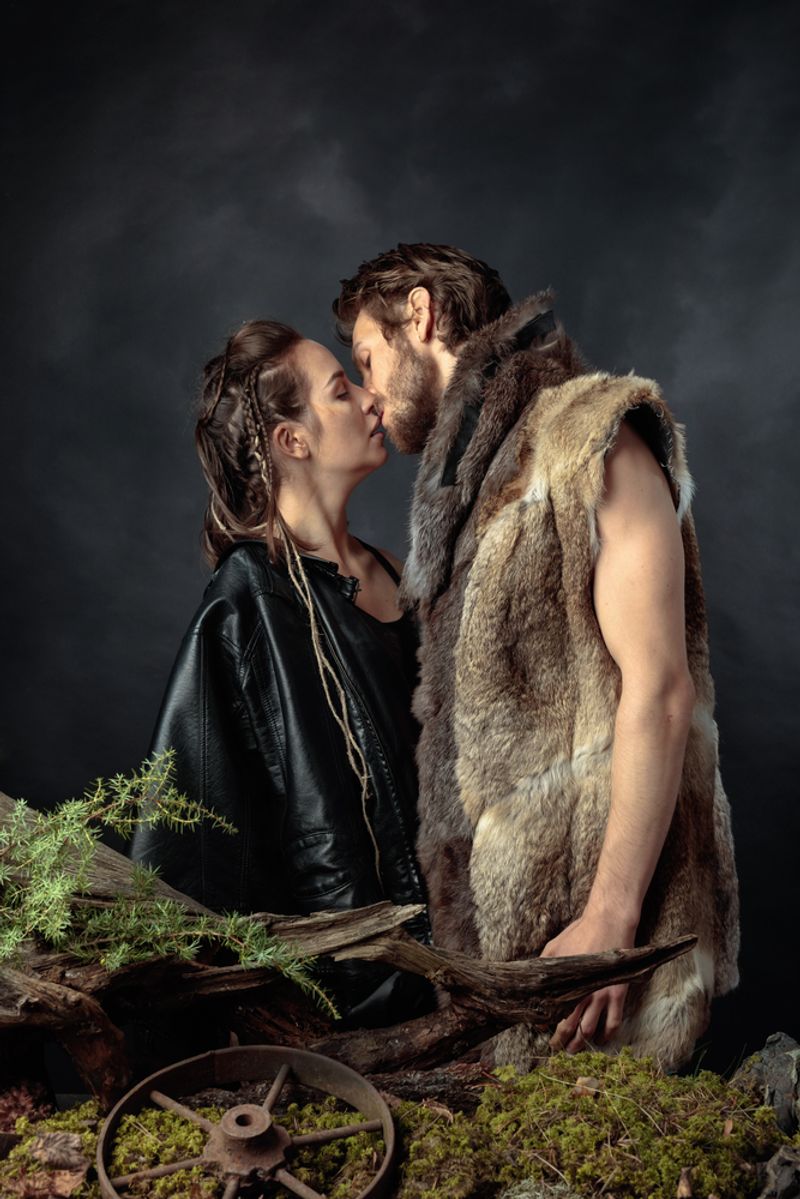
(356, 538), (402, 585)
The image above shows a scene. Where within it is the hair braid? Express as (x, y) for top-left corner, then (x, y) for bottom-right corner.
(244, 364), (275, 499)
(239, 389), (272, 539)
(247, 365), (381, 880)
(202, 341), (231, 426)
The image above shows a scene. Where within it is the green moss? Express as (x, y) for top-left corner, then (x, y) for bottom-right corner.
(394, 1102), (482, 1199)
(1, 1051), (794, 1199)
(109, 1104), (225, 1197)
(270, 1050), (792, 1199)
(2, 1100), (102, 1198)
(284, 1095), (385, 1198)
(474, 1049), (791, 1198)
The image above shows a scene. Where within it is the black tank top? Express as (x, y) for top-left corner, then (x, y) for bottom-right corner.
(355, 542), (420, 696)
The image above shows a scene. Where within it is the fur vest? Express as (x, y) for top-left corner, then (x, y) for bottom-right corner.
(402, 294), (740, 1071)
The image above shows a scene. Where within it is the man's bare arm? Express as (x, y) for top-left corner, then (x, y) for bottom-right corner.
(543, 416), (696, 1051)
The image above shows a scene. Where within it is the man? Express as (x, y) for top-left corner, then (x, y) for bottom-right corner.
(332, 244), (739, 1070)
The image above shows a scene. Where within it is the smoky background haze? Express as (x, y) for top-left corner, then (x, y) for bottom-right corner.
(2, 0), (798, 1071)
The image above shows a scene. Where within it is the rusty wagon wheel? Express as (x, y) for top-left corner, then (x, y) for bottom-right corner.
(96, 1044), (396, 1199)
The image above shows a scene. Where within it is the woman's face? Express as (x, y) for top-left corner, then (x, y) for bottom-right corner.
(288, 339), (387, 480)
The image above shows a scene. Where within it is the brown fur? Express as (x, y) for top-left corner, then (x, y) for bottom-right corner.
(406, 298), (740, 1071)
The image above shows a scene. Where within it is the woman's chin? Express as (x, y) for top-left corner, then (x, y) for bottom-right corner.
(368, 440), (390, 468)
(349, 442), (389, 484)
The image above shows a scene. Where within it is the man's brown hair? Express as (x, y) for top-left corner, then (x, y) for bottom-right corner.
(333, 242), (512, 352)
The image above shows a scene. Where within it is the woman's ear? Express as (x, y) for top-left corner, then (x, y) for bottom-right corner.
(272, 421), (310, 461)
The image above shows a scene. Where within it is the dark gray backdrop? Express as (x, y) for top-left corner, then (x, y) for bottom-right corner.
(3, 0), (798, 1071)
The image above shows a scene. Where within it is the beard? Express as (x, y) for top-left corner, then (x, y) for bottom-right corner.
(383, 334), (440, 454)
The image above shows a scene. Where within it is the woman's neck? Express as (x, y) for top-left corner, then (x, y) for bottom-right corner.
(277, 479), (358, 570)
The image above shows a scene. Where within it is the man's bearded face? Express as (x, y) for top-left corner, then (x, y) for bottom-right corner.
(381, 330), (440, 454)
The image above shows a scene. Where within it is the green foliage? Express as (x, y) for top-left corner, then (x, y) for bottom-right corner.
(2, 1099), (102, 1198)
(286, 1094), (385, 1198)
(2, 1057), (798, 1199)
(0, 751), (335, 1015)
(282, 1052), (798, 1199)
(396, 1101), (481, 1198)
(109, 1104), (225, 1197)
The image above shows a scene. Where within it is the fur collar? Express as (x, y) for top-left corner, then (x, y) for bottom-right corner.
(400, 293), (585, 611)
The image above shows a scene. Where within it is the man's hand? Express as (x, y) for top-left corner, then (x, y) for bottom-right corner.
(540, 909), (637, 1052)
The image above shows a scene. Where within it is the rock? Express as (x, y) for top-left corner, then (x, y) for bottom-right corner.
(732, 1032), (800, 1135)
(500, 1183), (581, 1199)
(28, 1131), (87, 1171)
(676, 1165), (693, 1196)
(572, 1076), (602, 1098)
(757, 1146), (800, 1199)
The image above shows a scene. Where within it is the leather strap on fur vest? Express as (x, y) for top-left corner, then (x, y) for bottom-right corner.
(399, 293), (585, 612)
(439, 308), (558, 486)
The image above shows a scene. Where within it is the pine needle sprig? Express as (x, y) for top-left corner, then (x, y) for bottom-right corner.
(0, 755), (337, 1017)
(80, 748), (238, 840)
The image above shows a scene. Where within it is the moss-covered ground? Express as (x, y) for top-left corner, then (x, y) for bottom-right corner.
(1, 1049), (798, 1198)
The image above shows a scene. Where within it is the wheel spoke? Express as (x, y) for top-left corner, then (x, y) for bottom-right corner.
(222, 1176), (240, 1199)
(149, 1088), (216, 1133)
(263, 1062), (292, 1113)
(292, 1118), (382, 1147)
(111, 1156), (207, 1188)
(274, 1166), (327, 1199)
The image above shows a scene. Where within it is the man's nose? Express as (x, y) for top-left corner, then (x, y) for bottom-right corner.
(360, 387), (381, 414)
(357, 371), (379, 399)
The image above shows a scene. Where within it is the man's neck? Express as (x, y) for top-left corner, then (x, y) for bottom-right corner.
(433, 342), (459, 396)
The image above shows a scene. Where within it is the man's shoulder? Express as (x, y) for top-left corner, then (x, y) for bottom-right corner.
(520, 371), (675, 465)
(514, 370), (692, 519)
(537, 369), (667, 428)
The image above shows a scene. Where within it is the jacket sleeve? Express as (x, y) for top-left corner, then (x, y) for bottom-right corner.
(129, 600), (288, 915)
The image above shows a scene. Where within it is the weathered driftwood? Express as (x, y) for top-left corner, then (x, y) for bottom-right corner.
(0, 791), (697, 1108)
(368, 1062), (494, 1113)
(184, 1061), (495, 1115)
(236, 925), (696, 1075)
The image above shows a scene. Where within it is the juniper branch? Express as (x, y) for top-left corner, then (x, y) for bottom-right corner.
(0, 754), (335, 1015)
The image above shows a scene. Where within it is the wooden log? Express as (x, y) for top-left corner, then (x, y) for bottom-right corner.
(328, 928), (698, 1010)
(13, 902), (427, 1005)
(179, 1061), (494, 1115)
(0, 967), (129, 1107)
(1, 788), (698, 1101)
(304, 930), (695, 1074)
(367, 1062), (494, 1112)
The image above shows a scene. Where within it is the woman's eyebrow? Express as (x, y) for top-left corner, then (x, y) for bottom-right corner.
(326, 369), (346, 387)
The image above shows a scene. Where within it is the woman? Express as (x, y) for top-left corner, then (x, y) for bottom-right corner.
(130, 319), (432, 1023)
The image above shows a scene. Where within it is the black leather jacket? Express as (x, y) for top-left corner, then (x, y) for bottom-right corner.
(130, 538), (432, 1017)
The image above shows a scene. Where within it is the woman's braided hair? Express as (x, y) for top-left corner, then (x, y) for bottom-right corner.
(195, 320), (380, 879)
(196, 320), (304, 566)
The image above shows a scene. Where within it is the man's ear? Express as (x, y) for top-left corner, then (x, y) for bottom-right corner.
(272, 421), (309, 461)
(407, 286), (435, 345)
